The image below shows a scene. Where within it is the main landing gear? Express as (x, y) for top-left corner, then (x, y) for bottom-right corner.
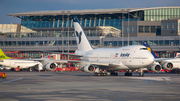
(94, 70), (118, 76)
(94, 72), (107, 76)
(125, 70), (132, 76)
(28, 67), (33, 72)
(94, 68), (107, 76)
(93, 69), (145, 77)
(110, 71), (118, 76)
(176, 69), (180, 74)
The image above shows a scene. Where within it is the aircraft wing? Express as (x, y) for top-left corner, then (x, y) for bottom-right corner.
(25, 58), (68, 63)
(54, 53), (83, 57)
(49, 60), (69, 63)
(70, 60), (125, 67)
(84, 61), (110, 66)
(27, 58), (125, 68)
(154, 58), (177, 65)
(154, 58), (166, 62)
(30, 58), (126, 69)
(154, 58), (173, 63)
(52, 60), (114, 66)
(41, 51), (83, 57)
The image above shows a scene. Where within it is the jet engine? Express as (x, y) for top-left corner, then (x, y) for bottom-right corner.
(162, 62), (173, 70)
(150, 63), (162, 73)
(44, 62), (57, 71)
(81, 64), (95, 73)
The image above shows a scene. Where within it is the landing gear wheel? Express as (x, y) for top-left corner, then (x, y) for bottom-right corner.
(28, 67), (33, 72)
(125, 72), (132, 76)
(94, 73), (98, 76)
(94, 73), (107, 76)
(110, 73), (118, 76)
(103, 73), (107, 76)
(10, 68), (15, 71)
(176, 70), (180, 74)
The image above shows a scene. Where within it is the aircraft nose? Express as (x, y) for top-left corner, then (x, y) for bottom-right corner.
(148, 53), (154, 64)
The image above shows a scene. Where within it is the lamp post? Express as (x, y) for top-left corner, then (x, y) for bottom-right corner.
(128, 2), (129, 46)
(122, 3), (124, 47)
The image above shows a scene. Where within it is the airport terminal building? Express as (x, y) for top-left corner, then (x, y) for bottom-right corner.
(1, 6), (180, 58)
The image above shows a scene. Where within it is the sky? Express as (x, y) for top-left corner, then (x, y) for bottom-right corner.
(0, 0), (180, 24)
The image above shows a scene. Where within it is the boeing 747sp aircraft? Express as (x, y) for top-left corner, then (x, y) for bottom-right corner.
(62, 16), (158, 77)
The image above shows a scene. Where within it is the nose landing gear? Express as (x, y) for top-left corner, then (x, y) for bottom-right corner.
(139, 68), (144, 77)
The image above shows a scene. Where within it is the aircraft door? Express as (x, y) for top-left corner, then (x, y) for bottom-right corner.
(129, 52), (132, 63)
(97, 54), (99, 61)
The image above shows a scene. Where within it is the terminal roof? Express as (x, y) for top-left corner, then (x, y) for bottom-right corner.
(8, 6), (180, 17)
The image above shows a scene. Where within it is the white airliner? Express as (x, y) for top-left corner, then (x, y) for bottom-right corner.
(0, 49), (42, 71)
(58, 15), (158, 77)
(143, 42), (180, 74)
(0, 49), (65, 71)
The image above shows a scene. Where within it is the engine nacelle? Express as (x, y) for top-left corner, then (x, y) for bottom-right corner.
(44, 63), (57, 71)
(162, 62), (173, 70)
(150, 63), (162, 73)
(81, 64), (94, 73)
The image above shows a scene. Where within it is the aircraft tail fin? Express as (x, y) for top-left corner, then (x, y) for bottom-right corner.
(0, 49), (12, 60)
(73, 15), (93, 51)
(143, 42), (158, 58)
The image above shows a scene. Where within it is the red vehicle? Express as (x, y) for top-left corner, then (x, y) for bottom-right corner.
(161, 69), (166, 73)
(69, 67), (80, 71)
(165, 70), (172, 73)
(55, 67), (80, 72)
(148, 71), (153, 73)
(54, 54), (81, 72)
(55, 67), (70, 72)
(161, 69), (172, 73)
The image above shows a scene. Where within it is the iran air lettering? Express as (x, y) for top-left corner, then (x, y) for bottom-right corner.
(76, 31), (82, 44)
(120, 53), (130, 57)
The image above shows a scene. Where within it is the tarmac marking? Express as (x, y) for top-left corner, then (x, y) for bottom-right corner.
(162, 78), (170, 84)
(124, 77), (171, 81)
(1, 78), (23, 83)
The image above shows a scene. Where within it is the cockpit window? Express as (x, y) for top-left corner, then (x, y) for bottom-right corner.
(140, 48), (148, 50)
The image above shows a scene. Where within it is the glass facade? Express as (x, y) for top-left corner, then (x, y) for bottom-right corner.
(144, 8), (180, 21)
(162, 23), (177, 30)
(1, 35), (180, 58)
(21, 14), (142, 32)
(123, 26), (137, 33)
(1, 35), (180, 47)
(102, 39), (180, 47)
(3, 30), (108, 38)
